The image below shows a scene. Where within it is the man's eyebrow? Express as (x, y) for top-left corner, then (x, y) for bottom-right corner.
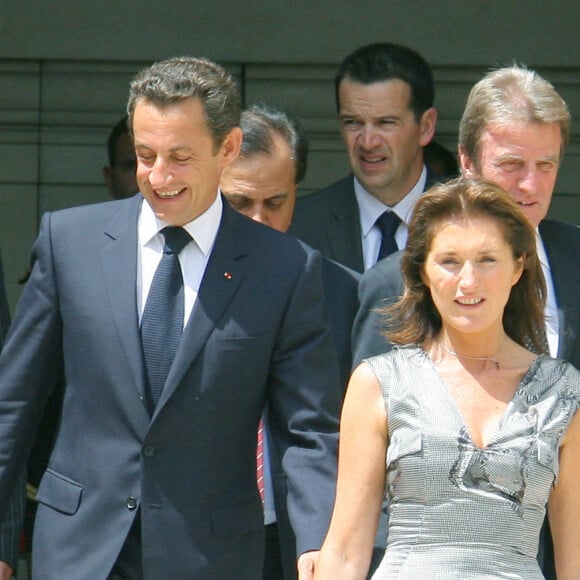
(538, 155), (560, 163)
(495, 153), (523, 161)
(495, 152), (559, 163)
(134, 143), (192, 152)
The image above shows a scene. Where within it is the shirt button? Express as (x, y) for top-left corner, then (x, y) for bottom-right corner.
(126, 497), (137, 510)
(143, 444), (156, 457)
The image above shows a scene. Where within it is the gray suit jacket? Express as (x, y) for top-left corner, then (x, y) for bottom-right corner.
(0, 195), (340, 580)
(351, 251), (403, 367)
(290, 174), (365, 273)
(290, 171), (438, 275)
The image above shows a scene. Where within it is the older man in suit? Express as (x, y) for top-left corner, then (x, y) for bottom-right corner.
(0, 57), (340, 580)
(290, 42), (437, 273)
(221, 103), (359, 580)
(351, 65), (578, 579)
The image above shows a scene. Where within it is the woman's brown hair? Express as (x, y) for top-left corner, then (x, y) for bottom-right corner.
(384, 177), (546, 352)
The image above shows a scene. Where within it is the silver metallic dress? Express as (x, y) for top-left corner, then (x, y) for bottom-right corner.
(366, 346), (580, 580)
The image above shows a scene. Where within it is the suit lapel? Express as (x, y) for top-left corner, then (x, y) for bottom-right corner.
(155, 203), (248, 411)
(327, 176), (364, 272)
(101, 196), (149, 412)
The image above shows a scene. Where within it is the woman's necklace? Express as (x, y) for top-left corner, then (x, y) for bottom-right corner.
(440, 343), (501, 370)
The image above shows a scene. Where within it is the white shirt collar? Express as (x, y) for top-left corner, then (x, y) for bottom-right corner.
(139, 191), (223, 256)
(354, 166), (427, 237)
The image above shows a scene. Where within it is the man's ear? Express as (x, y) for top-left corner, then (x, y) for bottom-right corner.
(219, 126), (243, 168)
(458, 144), (477, 177)
(418, 107), (437, 147)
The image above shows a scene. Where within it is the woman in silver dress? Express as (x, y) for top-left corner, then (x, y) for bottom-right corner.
(312, 177), (580, 579)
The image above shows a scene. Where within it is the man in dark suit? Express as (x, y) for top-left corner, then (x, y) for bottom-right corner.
(289, 42), (438, 273)
(0, 57), (340, 579)
(221, 103), (359, 580)
(351, 65), (578, 579)
(22, 114), (141, 572)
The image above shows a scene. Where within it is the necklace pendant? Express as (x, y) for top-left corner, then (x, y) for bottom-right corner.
(440, 343), (501, 370)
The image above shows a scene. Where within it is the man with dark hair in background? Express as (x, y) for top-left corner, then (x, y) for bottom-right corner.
(103, 115), (139, 200)
(290, 42), (437, 273)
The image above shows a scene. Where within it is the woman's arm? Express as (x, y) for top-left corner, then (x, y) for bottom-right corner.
(312, 362), (388, 580)
(548, 407), (580, 579)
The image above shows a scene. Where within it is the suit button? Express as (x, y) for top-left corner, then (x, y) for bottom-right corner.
(143, 444), (156, 457)
(126, 497), (137, 510)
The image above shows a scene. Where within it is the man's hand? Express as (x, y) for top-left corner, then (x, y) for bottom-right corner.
(0, 561), (13, 580)
(297, 550), (320, 580)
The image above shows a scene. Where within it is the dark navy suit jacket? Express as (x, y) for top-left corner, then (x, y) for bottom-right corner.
(267, 252), (359, 579)
(0, 195), (340, 579)
(290, 174), (365, 273)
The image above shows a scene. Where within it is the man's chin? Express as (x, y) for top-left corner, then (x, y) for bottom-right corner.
(518, 204), (545, 228)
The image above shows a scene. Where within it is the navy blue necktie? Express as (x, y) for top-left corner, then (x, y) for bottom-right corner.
(141, 226), (192, 411)
(376, 211), (401, 261)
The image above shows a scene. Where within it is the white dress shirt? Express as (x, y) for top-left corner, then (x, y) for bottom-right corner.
(354, 167), (427, 271)
(536, 231), (559, 357)
(137, 192), (222, 326)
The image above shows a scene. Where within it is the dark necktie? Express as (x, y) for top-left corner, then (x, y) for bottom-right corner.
(141, 226), (192, 411)
(376, 211), (401, 261)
